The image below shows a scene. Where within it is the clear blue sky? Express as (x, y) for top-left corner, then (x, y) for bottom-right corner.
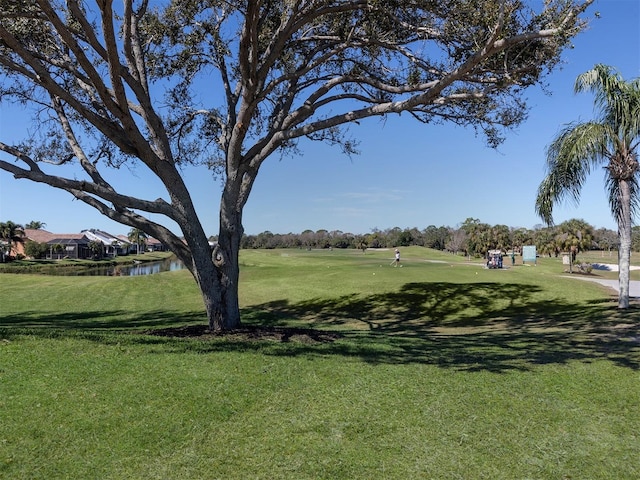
(1, 0), (639, 237)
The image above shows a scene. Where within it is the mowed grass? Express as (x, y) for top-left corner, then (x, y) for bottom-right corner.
(1, 247), (639, 479)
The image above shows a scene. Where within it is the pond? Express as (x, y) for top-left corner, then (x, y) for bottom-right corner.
(54, 257), (186, 276)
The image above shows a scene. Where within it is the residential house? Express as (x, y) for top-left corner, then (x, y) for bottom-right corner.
(117, 234), (146, 255)
(13, 229), (93, 260)
(146, 237), (167, 252)
(10, 228), (53, 257)
(11, 227), (167, 259)
(46, 235), (92, 260)
(82, 229), (130, 257)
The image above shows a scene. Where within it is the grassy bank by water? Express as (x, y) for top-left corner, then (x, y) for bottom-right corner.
(1, 247), (639, 479)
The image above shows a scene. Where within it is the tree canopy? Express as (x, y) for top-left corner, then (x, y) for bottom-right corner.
(0, 0), (596, 329)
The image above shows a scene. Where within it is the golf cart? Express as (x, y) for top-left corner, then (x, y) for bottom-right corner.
(486, 249), (503, 269)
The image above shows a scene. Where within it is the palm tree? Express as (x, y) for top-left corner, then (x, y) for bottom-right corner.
(553, 219), (595, 273)
(533, 226), (558, 258)
(110, 240), (120, 257)
(88, 240), (104, 259)
(51, 242), (64, 260)
(536, 64), (640, 308)
(25, 220), (46, 229)
(0, 220), (25, 260)
(128, 228), (148, 255)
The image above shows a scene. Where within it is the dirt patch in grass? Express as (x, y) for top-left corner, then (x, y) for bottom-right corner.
(146, 324), (342, 343)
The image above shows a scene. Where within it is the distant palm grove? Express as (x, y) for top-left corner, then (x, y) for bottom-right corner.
(237, 217), (640, 257)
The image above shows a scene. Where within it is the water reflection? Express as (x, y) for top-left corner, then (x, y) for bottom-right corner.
(66, 257), (185, 276)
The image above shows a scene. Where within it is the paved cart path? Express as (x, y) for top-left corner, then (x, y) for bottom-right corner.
(565, 276), (640, 297)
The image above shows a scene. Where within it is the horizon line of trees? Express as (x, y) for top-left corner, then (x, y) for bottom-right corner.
(6, 216), (640, 261)
(233, 217), (640, 258)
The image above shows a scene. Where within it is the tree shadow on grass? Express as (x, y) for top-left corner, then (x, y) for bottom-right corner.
(2, 281), (639, 372)
(237, 282), (640, 371)
(0, 309), (205, 331)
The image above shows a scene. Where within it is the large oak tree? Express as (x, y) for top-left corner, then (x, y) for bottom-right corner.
(0, 0), (594, 330)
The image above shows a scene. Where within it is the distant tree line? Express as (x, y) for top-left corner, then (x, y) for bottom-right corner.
(229, 217), (640, 258)
(6, 217), (640, 262)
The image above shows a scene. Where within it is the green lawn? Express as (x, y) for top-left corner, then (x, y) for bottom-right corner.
(1, 247), (639, 479)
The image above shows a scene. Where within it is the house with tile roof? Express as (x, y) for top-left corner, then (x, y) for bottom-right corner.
(11, 227), (167, 260)
(13, 229), (93, 260)
(146, 237), (167, 252)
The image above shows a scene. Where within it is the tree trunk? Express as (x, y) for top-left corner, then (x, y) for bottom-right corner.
(189, 230), (242, 331)
(195, 178), (245, 331)
(617, 179), (632, 309)
(210, 223), (242, 330)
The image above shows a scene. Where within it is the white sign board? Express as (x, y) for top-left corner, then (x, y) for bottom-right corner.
(522, 245), (537, 264)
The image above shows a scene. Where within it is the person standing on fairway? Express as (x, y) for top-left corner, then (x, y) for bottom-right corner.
(393, 248), (401, 267)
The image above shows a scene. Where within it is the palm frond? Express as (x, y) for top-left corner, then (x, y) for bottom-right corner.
(535, 176), (558, 225)
(606, 171), (640, 226)
(626, 78), (640, 147)
(577, 65), (640, 145)
(575, 64), (623, 121)
(540, 63), (640, 255)
(536, 122), (610, 224)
